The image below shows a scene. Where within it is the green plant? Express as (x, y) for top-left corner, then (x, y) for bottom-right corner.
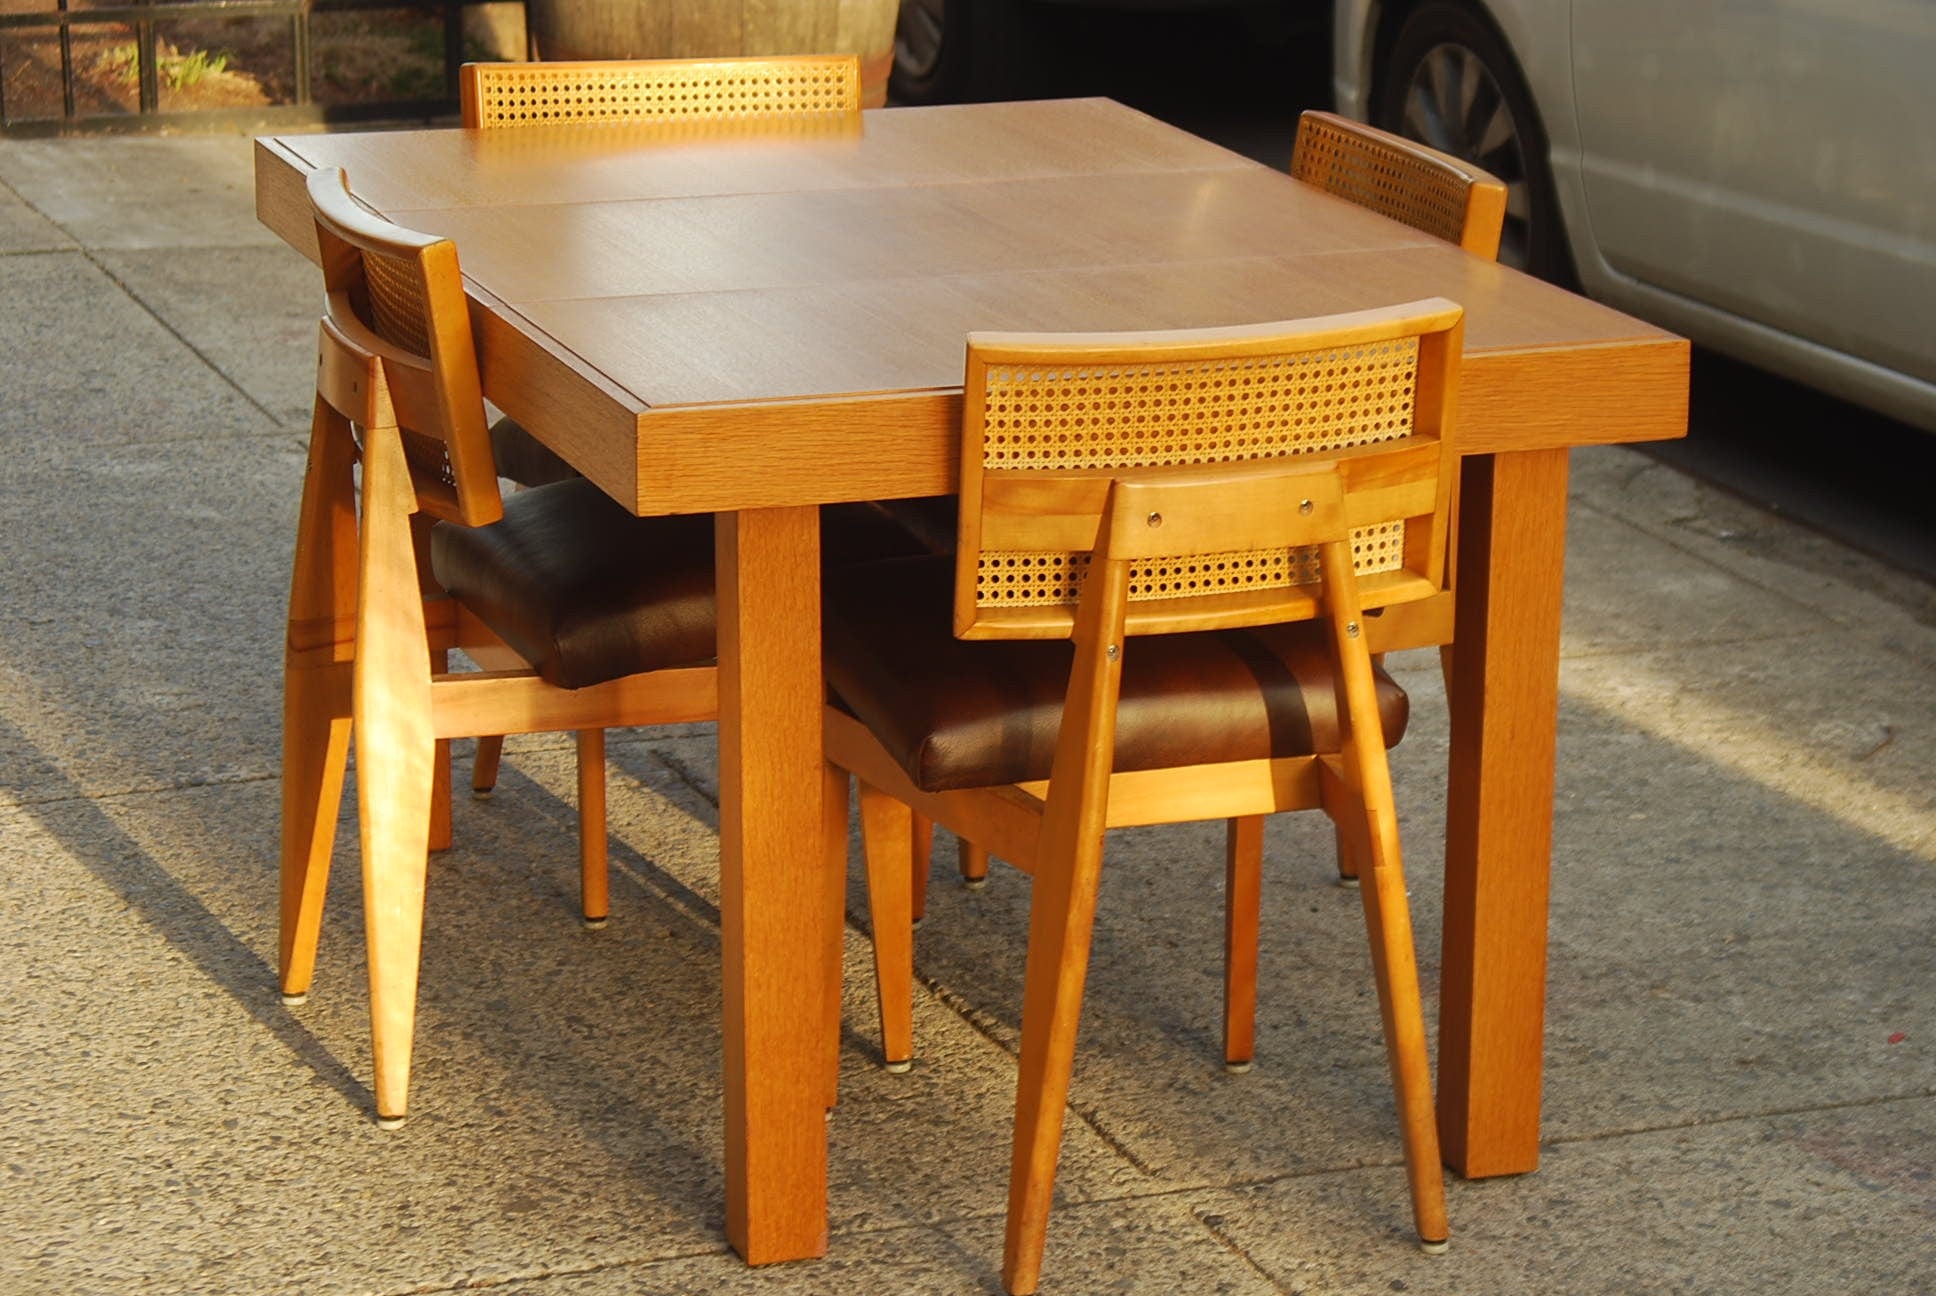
(93, 40), (232, 92)
(164, 47), (232, 90)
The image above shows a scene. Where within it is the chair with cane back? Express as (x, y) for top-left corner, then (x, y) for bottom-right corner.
(455, 54), (866, 797)
(824, 301), (1464, 1290)
(283, 165), (735, 1125)
(903, 113), (1507, 976)
(1286, 106), (1506, 892)
(1290, 109), (1508, 259)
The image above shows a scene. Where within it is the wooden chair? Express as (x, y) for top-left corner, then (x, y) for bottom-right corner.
(1289, 107), (1505, 884)
(825, 302), (1464, 1291)
(281, 166), (732, 1126)
(456, 52), (860, 494)
(1290, 109), (1508, 259)
(907, 115), (1507, 918)
(457, 53), (865, 797)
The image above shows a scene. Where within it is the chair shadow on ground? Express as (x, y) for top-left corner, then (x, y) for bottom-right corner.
(3, 636), (1928, 1290)
(0, 711), (367, 1112)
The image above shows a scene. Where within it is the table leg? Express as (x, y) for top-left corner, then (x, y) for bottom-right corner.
(1439, 448), (1568, 1178)
(716, 506), (831, 1264)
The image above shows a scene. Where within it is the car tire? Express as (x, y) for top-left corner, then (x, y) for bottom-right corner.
(890, 0), (1036, 105)
(1374, 2), (1570, 282)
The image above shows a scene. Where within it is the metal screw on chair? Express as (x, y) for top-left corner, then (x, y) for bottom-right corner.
(1346, 621), (1361, 638)
(1299, 498), (1315, 514)
(1146, 511), (1163, 527)
(1106, 643), (1120, 659)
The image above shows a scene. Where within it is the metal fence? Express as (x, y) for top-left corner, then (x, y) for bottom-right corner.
(0, 0), (521, 135)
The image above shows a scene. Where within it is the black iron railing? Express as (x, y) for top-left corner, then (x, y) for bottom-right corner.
(0, 0), (522, 135)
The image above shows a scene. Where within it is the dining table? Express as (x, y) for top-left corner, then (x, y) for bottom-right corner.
(254, 95), (1688, 1266)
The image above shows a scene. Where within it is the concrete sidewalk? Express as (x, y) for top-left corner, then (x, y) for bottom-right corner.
(1, 132), (1930, 1296)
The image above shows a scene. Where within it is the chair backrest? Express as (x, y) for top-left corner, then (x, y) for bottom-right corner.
(307, 166), (502, 528)
(459, 54), (862, 129)
(1290, 110), (1507, 260)
(952, 300), (1464, 641)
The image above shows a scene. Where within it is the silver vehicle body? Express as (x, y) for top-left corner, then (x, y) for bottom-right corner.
(1335, 0), (1936, 431)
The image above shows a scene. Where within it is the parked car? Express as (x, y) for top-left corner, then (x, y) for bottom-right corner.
(1333, 0), (1936, 432)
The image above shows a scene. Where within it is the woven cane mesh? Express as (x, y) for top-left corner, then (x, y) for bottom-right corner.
(974, 338), (1420, 610)
(359, 248), (432, 357)
(468, 60), (859, 128)
(355, 247), (458, 489)
(1292, 116), (1470, 246)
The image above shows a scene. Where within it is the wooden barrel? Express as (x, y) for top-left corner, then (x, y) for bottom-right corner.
(524, 0), (899, 107)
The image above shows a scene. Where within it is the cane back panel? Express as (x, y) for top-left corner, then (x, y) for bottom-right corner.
(955, 302), (1464, 640)
(461, 55), (861, 129)
(1291, 111), (1505, 257)
(309, 167), (499, 527)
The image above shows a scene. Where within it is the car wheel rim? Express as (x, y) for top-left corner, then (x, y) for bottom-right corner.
(1399, 42), (1534, 269)
(895, 0), (948, 82)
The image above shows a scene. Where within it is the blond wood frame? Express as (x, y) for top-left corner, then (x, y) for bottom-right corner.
(832, 305), (1462, 1292)
(281, 167), (719, 1126)
(1291, 110), (1509, 260)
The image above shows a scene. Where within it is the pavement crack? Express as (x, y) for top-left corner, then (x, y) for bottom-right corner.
(3, 771), (277, 811)
(649, 749), (720, 810)
(1571, 494), (1832, 620)
(373, 1247), (734, 1294)
(80, 246), (284, 428)
(917, 967), (1164, 1179)
(1191, 1206), (1299, 1294)
(1540, 1088), (1936, 1148)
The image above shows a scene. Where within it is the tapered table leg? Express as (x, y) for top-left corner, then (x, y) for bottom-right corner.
(716, 506), (830, 1264)
(1439, 448), (1569, 1178)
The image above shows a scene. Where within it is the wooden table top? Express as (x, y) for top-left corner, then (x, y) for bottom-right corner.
(256, 98), (1687, 515)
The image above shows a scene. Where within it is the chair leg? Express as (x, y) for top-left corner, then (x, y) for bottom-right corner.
(416, 529), (454, 855)
(354, 424), (440, 1129)
(858, 781), (915, 1073)
(577, 729), (609, 928)
(1222, 815), (1264, 1072)
(1333, 818), (1362, 886)
(1322, 539), (1447, 1249)
(279, 660), (350, 1005)
(1002, 828), (1110, 1296)
(471, 734), (505, 797)
(1003, 541), (1129, 1296)
(1335, 650), (1393, 889)
(429, 738), (454, 852)
(280, 399), (358, 1007)
(959, 838), (991, 888)
(821, 762), (851, 1108)
(910, 812), (934, 923)
(1357, 825), (1449, 1250)
(355, 708), (435, 1131)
